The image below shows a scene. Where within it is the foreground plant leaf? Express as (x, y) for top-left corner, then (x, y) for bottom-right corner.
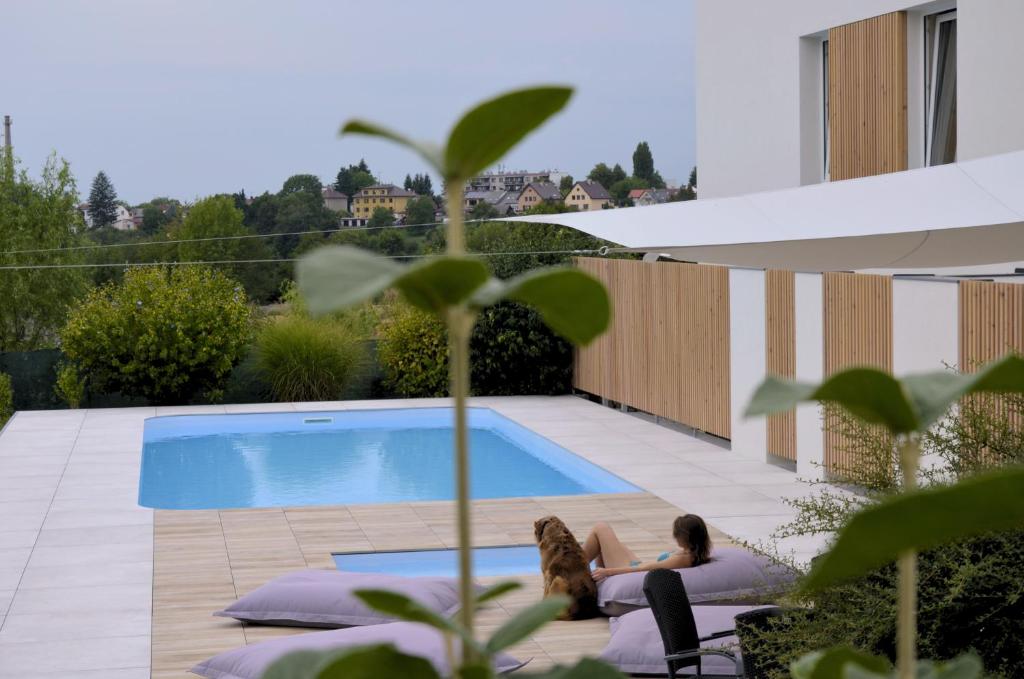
(339, 121), (444, 174)
(444, 87), (573, 180)
(790, 646), (890, 679)
(802, 466), (1024, 592)
(521, 657), (627, 678)
(473, 267), (610, 345)
(297, 247), (490, 315)
(745, 355), (1024, 436)
(484, 595), (569, 653)
(475, 581), (522, 606)
(315, 644), (442, 679)
(261, 649), (343, 679)
(353, 589), (479, 652)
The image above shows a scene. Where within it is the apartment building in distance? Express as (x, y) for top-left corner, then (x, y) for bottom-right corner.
(350, 184), (417, 223)
(466, 169), (567, 194)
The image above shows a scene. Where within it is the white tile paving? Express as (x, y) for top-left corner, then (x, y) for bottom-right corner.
(0, 394), (838, 676)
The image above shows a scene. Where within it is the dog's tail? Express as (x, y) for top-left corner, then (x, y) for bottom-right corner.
(548, 576), (602, 621)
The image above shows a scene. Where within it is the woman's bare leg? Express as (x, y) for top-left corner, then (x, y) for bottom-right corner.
(582, 521), (639, 568)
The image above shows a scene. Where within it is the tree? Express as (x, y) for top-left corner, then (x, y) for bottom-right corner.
(611, 163), (627, 184)
(587, 163), (615, 190)
(688, 166), (697, 189)
(367, 207), (395, 228)
(280, 174), (323, 199)
(334, 160), (376, 196)
(410, 173), (433, 196)
(558, 174), (575, 196)
(175, 195), (284, 303)
(632, 141), (655, 183)
(61, 266), (255, 404)
(468, 201), (499, 221)
(403, 196), (436, 226)
(0, 154), (91, 351)
(403, 174), (413, 191)
(610, 177), (648, 205)
(87, 171), (118, 228)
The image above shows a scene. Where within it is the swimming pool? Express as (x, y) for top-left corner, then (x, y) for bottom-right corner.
(139, 407), (637, 509)
(334, 545), (541, 578)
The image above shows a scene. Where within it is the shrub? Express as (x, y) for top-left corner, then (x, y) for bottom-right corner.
(470, 302), (573, 395)
(54, 363), (86, 409)
(377, 304), (448, 397)
(61, 266), (254, 405)
(741, 402), (1024, 678)
(0, 372), (12, 427)
(254, 315), (364, 402)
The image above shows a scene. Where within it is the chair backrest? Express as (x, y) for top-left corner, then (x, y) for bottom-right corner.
(643, 569), (701, 672)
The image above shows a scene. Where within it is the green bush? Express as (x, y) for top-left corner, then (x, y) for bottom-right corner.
(470, 302), (573, 395)
(61, 266), (255, 405)
(0, 372), (12, 427)
(54, 363), (86, 409)
(377, 304), (449, 397)
(741, 401), (1024, 678)
(254, 315), (365, 402)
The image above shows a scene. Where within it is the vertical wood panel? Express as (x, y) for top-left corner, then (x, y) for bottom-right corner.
(765, 270), (797, 461)
(959, 281), (1024, 369)
(829, 11), (907, 181)
(573, 258), (731, 438)
(823, 272), (893, 471)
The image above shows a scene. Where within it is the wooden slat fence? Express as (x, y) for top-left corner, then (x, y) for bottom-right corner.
(822, 271), (894, 471)
(765, 270), (797, 461)
(574, 258), (731, 439)
(828, 11), (907, 181)
(959, 281), (1024, 368)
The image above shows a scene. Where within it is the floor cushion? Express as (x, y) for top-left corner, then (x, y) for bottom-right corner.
(215, 570), (464, 628)
(597, 547), (795, 616)
(192, 621), (526, 679)
(599, 605), (775, 676)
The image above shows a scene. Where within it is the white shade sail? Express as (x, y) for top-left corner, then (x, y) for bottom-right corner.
(502, 150), (1024, 271)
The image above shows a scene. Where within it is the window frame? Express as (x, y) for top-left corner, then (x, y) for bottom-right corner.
(924, 9), (957, 167)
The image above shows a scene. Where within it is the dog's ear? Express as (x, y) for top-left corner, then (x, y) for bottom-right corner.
(534, 516), (552, 541)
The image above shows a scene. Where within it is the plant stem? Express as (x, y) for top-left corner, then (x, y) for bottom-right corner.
(896, 437), (920, 679)
(445, 182), (477, 661)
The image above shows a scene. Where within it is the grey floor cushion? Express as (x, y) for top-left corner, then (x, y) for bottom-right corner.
(215, 570), (464, 628)
(191, 621), (527, 679)
(599, 605), (775, 676)
(597, 547), (796, 615)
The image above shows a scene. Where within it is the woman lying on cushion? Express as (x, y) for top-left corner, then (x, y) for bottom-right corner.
(583, 514), (712, 582)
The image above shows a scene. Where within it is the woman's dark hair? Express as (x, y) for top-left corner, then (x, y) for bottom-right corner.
(672, 514), (712, 566)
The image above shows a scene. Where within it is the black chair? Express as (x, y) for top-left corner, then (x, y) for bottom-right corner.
(643, 569), (743, 678)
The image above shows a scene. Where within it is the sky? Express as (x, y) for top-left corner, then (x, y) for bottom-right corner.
(6, 1), (695, 205)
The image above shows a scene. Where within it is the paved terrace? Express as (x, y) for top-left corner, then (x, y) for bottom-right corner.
(0, 396), (829, 678)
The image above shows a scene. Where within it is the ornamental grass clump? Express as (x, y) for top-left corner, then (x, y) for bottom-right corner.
(254, 315), (364, 402)
(61, 266), (255, 405)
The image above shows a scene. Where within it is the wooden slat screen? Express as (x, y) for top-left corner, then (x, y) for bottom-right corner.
(822, 272), (893, 471)
(959, 281), (1024, 369)
(574, 258), (731, 438)
(828, 11), (908, 181)
(765, 270), (796, 461)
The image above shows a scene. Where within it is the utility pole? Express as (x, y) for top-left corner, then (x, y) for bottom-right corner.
(2, 115), (10, 151)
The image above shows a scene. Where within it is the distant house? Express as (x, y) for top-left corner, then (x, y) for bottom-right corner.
(350, 184), (417, 223)
(463, 190), (505, 212)
(563, 180), (611, 211)
(627, 188), (647, 203)
(493, 190), (521, 215)
(322, 187), (350, 213)
(79, 203), (136, 231)
(631, 188), (673, 206)
(517, 182), (562, 212)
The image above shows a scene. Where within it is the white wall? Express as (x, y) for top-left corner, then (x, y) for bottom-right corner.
(892, 278), (959, 374)
(728, 268), (767, 460)
(696, 0), (1024, 199)
(793, 272), (824, 478)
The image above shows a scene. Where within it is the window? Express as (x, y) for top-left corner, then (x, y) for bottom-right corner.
(925, 10), (957, 166)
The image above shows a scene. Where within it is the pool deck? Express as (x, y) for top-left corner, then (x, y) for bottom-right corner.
(0, 395), (830, 678)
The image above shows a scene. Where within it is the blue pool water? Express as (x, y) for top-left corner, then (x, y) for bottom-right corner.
(139, 407), (637, 509)
(334, 545), (540, 578)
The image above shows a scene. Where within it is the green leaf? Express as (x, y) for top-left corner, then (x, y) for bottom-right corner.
(296, 246), (401, 315)
(520, 657), (627, 679)
(456, 662), (495, 679)
(340, 120), (444, 173)
(394, 258), (491, 313)
(484, 595), (569, 653)
(314, 644), (442, 679)
(475, 267), (610, 346)
(903, 354), (1024, 429)
(802, 466), (1024, 592)
(352, 589), (472, 644)
(918, 654), (984, 679)
(475, 580), (522, 606)
(260, 650), (344, 679)
(745, 370), (920, 435)
(444, 87), (573, 180)
(790, 646), (891, 679)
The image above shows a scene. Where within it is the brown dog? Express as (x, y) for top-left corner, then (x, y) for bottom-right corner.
(533, 515), (600, 620)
